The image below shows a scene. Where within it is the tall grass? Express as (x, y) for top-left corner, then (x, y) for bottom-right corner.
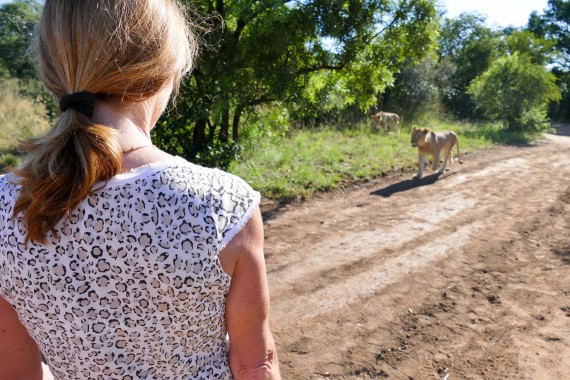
(230, 120), (523, 200)
(0, 78), (50, 172)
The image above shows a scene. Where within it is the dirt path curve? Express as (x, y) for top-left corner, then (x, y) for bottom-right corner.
(262, 124), (570, 380)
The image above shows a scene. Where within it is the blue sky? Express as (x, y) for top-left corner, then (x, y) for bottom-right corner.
(0, 0), (549, 28)
(439, 0), (548, 28)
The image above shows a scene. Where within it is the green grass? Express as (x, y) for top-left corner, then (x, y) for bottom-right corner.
(230, 121), (533, 200)
(0, 78), (50, 171)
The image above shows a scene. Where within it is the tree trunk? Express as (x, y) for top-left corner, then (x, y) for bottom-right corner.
(207, 119), (216, 142)
(192, 118), (207, 157)
(232, 105), (243, 142)
(176, 133), (194, 160)
(219, 108), (230, 143)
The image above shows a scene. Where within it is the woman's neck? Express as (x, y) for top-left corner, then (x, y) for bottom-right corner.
(92, 99), (155, 149)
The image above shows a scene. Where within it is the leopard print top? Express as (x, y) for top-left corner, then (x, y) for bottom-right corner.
(0, 156), (260, 379)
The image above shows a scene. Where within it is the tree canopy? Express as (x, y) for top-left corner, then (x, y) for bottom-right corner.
(528, 0), (570, 69)
(1, 0), (567, 169)
(0, 0), (41, 79)
(437, 13), (499, 118)
(468, 52), (561, 130)
(154, 0), (439, 163)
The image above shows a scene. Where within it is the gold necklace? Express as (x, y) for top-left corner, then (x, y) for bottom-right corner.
(122, 144), (156, 154)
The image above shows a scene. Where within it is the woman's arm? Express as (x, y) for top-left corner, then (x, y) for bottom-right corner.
(0, 295), (43, 380)
(220, 208), (281, 379)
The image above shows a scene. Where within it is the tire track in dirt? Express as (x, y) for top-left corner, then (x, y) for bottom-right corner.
(265, 129), (570, 379)
(268, 143), (569, 309)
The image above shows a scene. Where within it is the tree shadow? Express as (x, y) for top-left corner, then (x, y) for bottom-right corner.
(370, 172), (456, 198)
(460, 122), (570, 146)
(462, 127), (535, 147)
(551, 123), (570, 137)
(261, 198), (294, 222)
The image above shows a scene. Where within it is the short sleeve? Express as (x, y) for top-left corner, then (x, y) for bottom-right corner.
(210, 170), (261, 250)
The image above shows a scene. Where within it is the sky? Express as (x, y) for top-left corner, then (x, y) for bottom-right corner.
(0, 0), (549, 29)
(439, 0), (548, 28)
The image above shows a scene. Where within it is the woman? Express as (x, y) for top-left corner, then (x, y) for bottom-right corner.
(0, 0), (280, 379)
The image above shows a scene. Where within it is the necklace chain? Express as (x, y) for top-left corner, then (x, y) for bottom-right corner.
(122, 144), (156, 154)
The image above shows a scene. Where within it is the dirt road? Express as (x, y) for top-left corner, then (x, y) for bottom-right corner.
(262, 124), (570, 379)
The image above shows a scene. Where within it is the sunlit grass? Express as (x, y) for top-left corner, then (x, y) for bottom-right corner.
(230, 121), (530, 200)
(0, 78), (50, 171)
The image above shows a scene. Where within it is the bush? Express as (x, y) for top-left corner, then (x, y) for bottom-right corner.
(0, 78), (50, 155)
(468, 53), (561, 131)
(515, 106), (552, 133)
(193, 141), (243, 171)
(0, 153), (20, 172)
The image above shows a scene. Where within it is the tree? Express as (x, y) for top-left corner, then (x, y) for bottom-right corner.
(467, 52), (561, 131)
(0, 0), (41, 79)
(527, 0), (570, 120)
(381, 55), (444, 122)
(437, 12), (500, 118)
(528, 0), (570, 69)
(501, 29), (555, 66)
(155, 0), (439, 164)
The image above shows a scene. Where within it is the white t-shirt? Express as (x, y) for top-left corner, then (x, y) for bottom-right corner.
(0, 156), (260, 379)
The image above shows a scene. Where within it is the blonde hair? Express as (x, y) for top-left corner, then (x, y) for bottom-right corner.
(14, 0), (198, 243)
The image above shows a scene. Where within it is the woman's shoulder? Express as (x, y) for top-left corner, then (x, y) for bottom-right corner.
(94, 156), (208, 190)
(210, 166), (259, 201)
(94, 156), (258, 201)
(163, 157), (258, 199)
(152, 157), (256, 197)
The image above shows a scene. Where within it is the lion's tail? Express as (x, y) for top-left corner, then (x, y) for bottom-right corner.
(455, 134), (463, 164)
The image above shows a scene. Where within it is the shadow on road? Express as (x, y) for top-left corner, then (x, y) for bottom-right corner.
(261, 198), (294, 222)
(370, 172), (456, 198)
(551, 123), (570, 137)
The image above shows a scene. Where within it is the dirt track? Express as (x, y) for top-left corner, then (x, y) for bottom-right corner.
(262, 124), (570, 379)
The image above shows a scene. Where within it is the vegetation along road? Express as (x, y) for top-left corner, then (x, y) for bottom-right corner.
(262, 124), (570, 379)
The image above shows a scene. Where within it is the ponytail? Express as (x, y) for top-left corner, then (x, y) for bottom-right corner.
(14, 109), (122, 244)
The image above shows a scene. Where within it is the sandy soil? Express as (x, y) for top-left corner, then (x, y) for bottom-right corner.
(262, 124), (570, 379)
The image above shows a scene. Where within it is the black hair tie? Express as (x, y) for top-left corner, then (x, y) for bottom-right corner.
(60, 91), (96, 118)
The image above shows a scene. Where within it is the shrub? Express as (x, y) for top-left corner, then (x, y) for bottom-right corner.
(0, 78), (50, 155)
(468, 53), (561, 131)
(0, 153), (20, 172)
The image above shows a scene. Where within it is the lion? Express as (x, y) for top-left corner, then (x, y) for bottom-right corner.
(410, 126), (463, 179)
(371, 111), (400, 134)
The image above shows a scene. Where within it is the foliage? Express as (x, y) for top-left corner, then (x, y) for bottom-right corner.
(0, 77), (50, 169)
(156, 0), (439, 165)
(0, 0), (42, 79)
(528, 0), (570, 69)
(548, 67), (570, 120)
(0, 153), (19, 173)
(381, 55), (447, 122)
(240, 103), (291, 143)
(437, 12), (500, 118)
(501, 29), (556, 66)
(467, 53), (561, 131)
(460, 121), (543, 145)
(194, 141), (243, 171)
(528, 0), (570, 120)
